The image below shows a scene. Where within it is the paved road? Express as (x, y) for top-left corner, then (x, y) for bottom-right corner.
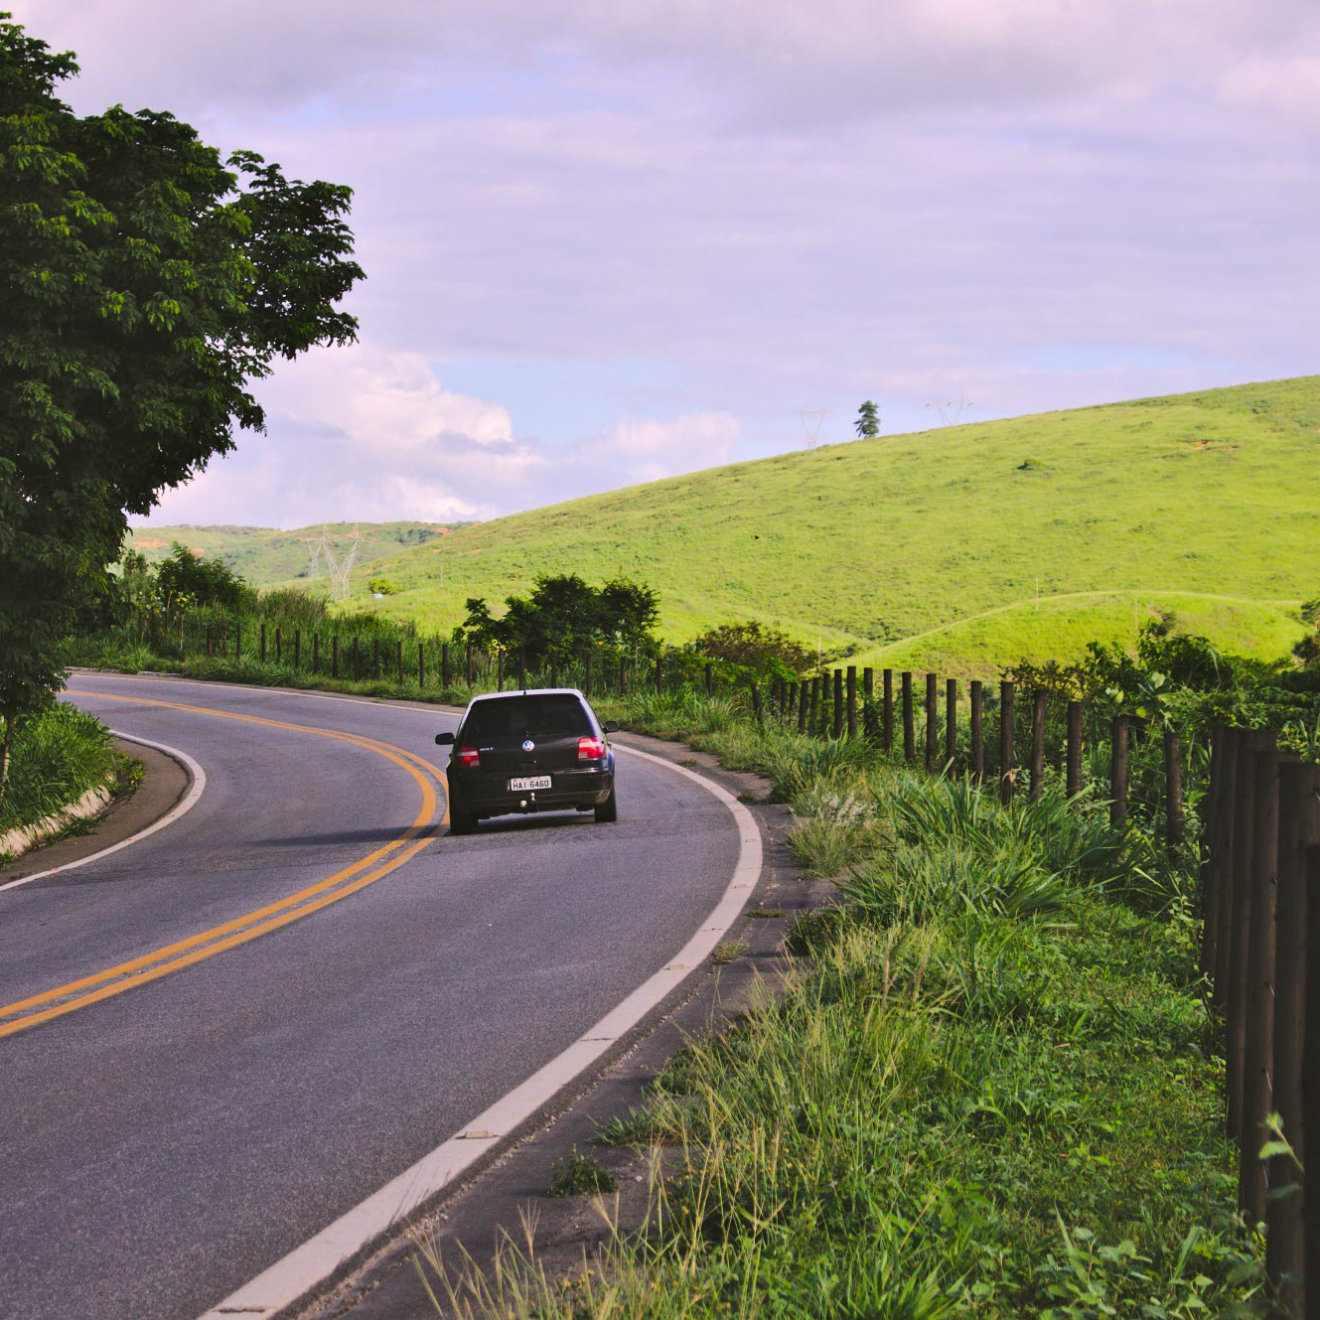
(0, 674), (743, 1320)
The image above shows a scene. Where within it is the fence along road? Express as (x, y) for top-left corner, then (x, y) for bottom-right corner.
(0, 672), (749, 1320)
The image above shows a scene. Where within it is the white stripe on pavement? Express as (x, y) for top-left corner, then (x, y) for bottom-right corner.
(196, 742), (760, 1320)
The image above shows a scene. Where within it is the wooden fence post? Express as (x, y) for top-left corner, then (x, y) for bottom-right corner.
(1164, 728), (1185, 846)
(847, 666), (858, 740)
(1030, 690), (1047, 801)
(1301, 842), (1320, 1318)
(705, 662), (714, 697)
(883, 669), (895, 754)
(260, 622), (267, 663)
(235, 621), (242, 661)
(620, 656), (628, 696)
(1211, 729), (1244, 1002)
(466, 640), (474, 685)
(946, 678), (958, 773)
(1199, 728), (1227, 984)
(497, 652), (504, 691)
(833, 669), (844, 740)
(750, 683), (763, 723)
(312, 632), (319, 674)
(863, 668), (875, 738)
(809, 677), (821, 737)
(999, 680), (1015, 805)
(550, 659), (559, 689)
(206, 627), (213, 658)
(275, 627), (282, 663)
(925, 672), (938, 773)
(1066, 701), (1082, 799)
(969, 680), (984, 782)
(1239, 740), (1279, 1222)
(294, 630), (301, 670)
(902, 672), (916, 764)
(396, 640), (404, 686)
(1226, 731), (1265, 1143)
(1110, 713), (1129, 828)
(798, 680), (809, 735)
(331, 636), (339, 679)
(441, 642), (450, 690)
(1267, 759), (1318, 1309)
(418, 642), (425, 688)
(655, 654), (663, 695)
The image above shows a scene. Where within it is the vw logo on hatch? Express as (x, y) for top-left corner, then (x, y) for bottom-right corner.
(522, 738), (536, 752)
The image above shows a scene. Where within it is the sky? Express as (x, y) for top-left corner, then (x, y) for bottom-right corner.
(10, 1), (1320, 528)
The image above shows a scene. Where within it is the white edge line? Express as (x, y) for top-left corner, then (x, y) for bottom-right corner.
(0, 732), (207, 894)
(196, 743), (762, 1320)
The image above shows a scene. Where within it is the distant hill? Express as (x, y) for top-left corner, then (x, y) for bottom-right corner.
(126, 521), (467, 588)
(321, 376), (1320, 672)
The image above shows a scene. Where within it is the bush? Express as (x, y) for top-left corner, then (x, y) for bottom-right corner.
(0, 704), (115, 835)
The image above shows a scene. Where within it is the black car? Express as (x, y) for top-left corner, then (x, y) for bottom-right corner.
(436, 688), (619, 835)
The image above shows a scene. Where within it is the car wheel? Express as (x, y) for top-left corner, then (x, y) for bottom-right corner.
(449, 809), (478, 836)
(594, 787), (618, 823)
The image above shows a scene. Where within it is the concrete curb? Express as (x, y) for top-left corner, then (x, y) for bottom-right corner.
(0, 780), (115, 863)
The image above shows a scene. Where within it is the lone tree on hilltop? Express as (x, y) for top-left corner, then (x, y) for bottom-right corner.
(855, 400), (880, 438)
(0, 13), (363, 797)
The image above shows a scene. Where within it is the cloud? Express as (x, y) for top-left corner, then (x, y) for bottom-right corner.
(577, 413), (741, 484)
(146, 345), (741, 526)
(1220, 54), (1320, 127)
(10, 1), (1320, 530)
(22, 1), (1320, 125)
(149, 344), (530, 527)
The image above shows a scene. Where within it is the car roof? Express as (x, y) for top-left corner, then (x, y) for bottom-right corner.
(462, 687), (590, 715)
(466, 687), (586, 704)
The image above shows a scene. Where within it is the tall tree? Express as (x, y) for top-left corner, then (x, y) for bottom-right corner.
(0, 14), (363, 796)
(855, 400), (880, 438)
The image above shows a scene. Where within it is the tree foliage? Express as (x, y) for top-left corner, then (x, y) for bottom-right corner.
(460, 574), (659, 665)
(691, 620), (814, 679)
(154, 543), (253, 612)
(855, 400), (880, 438)
(0, 13), (363, 790)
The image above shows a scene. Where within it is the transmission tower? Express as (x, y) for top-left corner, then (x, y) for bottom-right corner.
(796, 408), (829, 448)
(316, 526), (360, 601)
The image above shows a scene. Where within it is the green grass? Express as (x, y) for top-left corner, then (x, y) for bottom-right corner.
(125, 520), (461, 585)
(545, 1148), (618, 1198)
(285, 375), (1319, 671)
(853, 590), (1306, 676)
(415, 697), (1265, 1319)
(0, 704), (117, 839)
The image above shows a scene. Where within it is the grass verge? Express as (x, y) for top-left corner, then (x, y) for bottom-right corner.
(417, 693), (1266, 1319)
(0, 703), (119, 842)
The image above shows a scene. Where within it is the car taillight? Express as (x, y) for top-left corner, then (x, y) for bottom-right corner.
(578, 736), (606, 761)
(456, 746), (480, 768)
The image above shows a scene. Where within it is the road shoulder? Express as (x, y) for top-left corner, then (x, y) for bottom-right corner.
(292, 735), (829, 1320)
(0, 737), (191, 887)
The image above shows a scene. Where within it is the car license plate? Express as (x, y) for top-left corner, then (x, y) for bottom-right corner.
(508, 775), (552, 791)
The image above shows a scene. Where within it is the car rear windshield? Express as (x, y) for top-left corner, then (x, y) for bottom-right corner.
(461, 695), (593, 741)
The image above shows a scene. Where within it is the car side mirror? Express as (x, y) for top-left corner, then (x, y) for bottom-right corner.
(435, 731), (455, 745)
(602, 721), (620, 733)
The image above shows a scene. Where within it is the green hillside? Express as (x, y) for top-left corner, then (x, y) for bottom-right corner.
(328, 376), (1317, 669)
(126, 521), (463, 585)
(147, 377), (1319, 671)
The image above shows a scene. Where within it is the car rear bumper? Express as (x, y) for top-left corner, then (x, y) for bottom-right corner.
(449, 766), (614, 818)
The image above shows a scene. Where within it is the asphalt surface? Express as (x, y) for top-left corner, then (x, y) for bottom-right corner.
(0, 673), (743, 1320)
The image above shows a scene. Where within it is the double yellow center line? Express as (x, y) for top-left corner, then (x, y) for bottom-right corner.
(0, 693), (449, 1041)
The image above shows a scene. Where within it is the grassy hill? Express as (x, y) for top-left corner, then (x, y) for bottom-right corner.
(323, 375), (1317, 671)
(126, 521), (463, 585)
